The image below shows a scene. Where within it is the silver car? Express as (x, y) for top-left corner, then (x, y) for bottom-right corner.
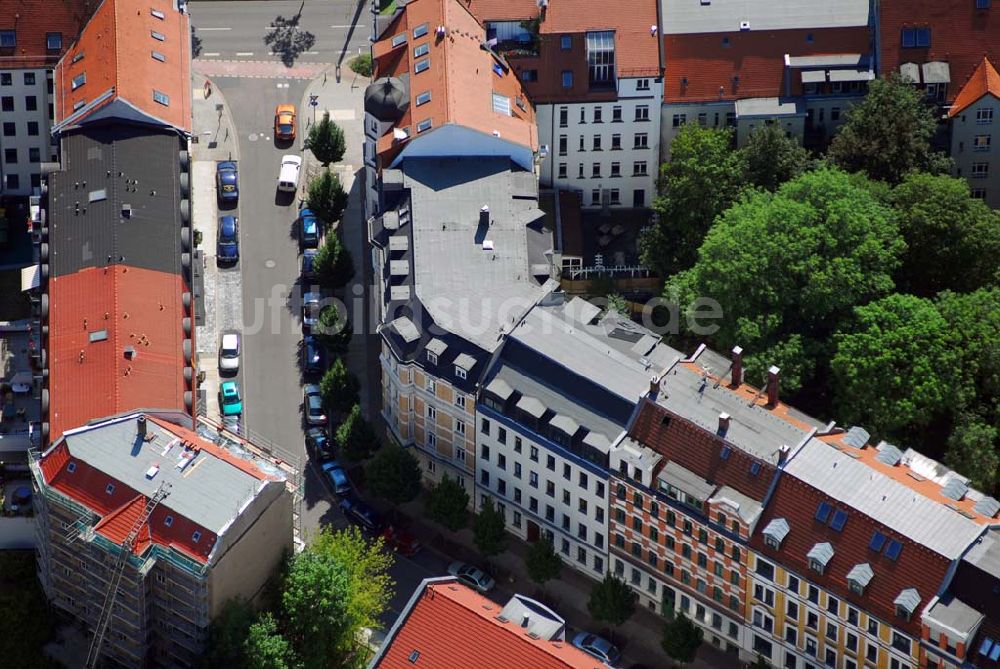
(571, 632), (621, 666)
(302, 292), (320, 330)
(447, 561), (495, 593)
(219, 332), (240, 373)
(303, 383), (327, 426)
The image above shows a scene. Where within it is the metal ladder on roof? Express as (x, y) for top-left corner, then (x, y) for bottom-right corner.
(85, 482), (171, 669)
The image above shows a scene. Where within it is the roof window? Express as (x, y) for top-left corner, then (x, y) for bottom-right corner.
(151, 8), (165, 19)
(46, 32), (63, 50)
(72, 52), (84, 64)
(413, 43), (429, 58)
(869, 531), (886, 552)
(414, 58), (430, 74)
(192, 531), (202, 543)
(884, 539), (902, 561)
(415, 91), (431, 106)
(829, 509), (848, 532)
(814, 501), (832, 523)
(749, 461), (761, 476)
(720, 446), (731, 460)
(153, 90), (170, 106)
(71, 73), (86, 90)
(492, 93), (511, 116)
(105, 483), (115, 495)
(0, 30), (15, 48)
(152, 51), (166, 62)
(67, 461), (77, 473)
(391, 32), (407, 48)
(413, 23), (429, 38)
(164, 515), (174, 527)
(151, 30), (166, 42)
(417, 118), (432, 133)
(73, 100), (85, 111)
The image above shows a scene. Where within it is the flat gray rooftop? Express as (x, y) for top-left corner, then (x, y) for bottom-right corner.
(964, 528), (1000, 578)
(661, 0), (870, 34)
(48, 125), (185, 278)
(924, 596), (984, 637)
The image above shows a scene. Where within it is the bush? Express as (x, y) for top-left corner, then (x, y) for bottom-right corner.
(349, 54), (373, 77)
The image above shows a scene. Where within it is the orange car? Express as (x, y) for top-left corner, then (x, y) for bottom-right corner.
(274, 104), (296, 141)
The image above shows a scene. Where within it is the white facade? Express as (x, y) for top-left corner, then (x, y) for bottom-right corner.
(475, 406), (611, 580)
(538, 76), (662, 209)
(0, 67), (56, 195)
(950, 95), (999, 209)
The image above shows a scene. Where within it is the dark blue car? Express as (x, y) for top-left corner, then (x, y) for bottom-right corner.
(339, 495), (385, 534)
(299, 208), (320, 250)
(302, 335), (324, 375)
(217, 215), (239, 264)
(216, 161), (239, 205)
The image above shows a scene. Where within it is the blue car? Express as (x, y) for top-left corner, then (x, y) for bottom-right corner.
(321, 460), (350, 495)
(339, 495), (385, 533)
(302, 335), (324, 375)
(216, 161), (239, 204)
(217, 215), (239, 264)
(301, 248), (318, 280)
(299, 208), (320, 249)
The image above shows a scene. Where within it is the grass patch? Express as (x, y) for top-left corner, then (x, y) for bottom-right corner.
(378, 0), (397, 15)
(0, 551), (61, 667)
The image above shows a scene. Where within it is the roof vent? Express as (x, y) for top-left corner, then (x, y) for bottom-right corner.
(145, 464), (159, 479)
(88, 188), (107, 203)
(482, 239), (495, 251)
(121, 204), (132, 219)
(88, 329), (109, 343)
(124, 346), (137, 360)
(740, 20), (751, 31)
(521, 614), (530, 627)
(408, 650), (420, 663)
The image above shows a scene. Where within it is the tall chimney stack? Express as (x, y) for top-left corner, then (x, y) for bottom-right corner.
(480, 205), (490, 228)
(137, 415), (147, 440)
(730, 346), (743, 387)
(648, 375), (660, 399)
(766, 366), (781, 407)
(717, 412), (731, 437)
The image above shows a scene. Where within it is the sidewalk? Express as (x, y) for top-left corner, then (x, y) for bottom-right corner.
(388, 495), (737, 669)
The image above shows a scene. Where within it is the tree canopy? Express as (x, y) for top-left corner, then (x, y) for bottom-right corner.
(244, 613), (294, 669)
(525, 538), (562, 587)
(367, 443), (422, 505)
(740, 123), (812, 192)
(305, 111), (347, 166)
(473, 497), (507, 558)
(828, 74), (949, 184)
(205, 598), (256, 669)
(661, 612), (704, 666)
(320, 358), (360, 414)
(306, 170), (349, 225)
(313, 234), (355, 290)
(335, 403), (379, 463)
(281, 547), (354, 668)
(425, 475), (470, 531)
(587, 573), (637, 634)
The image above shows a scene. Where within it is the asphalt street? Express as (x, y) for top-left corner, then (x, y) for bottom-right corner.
(189, 0), (372, 63)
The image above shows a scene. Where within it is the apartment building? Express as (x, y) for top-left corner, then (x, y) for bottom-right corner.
(475, 298), (679, 580)
(0, 0), (93, 195)
(659, 0), (873, 155)
(32, 413), (293, 668)
(606, 346), (820, 661)
(947, 58), (1000, 208)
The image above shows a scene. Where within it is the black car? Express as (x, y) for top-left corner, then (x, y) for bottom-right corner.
(339, 496), (385, 534)
(216, 161), (239, 205)
(306, 427), (333, 459)
(302, 335), (325, 375)
(301, 249), (318, 280)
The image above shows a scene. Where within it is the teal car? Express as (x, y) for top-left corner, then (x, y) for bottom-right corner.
(219, 380), (243, 416)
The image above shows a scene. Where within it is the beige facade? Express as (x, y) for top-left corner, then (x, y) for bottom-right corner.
(950, 94), (999, 208)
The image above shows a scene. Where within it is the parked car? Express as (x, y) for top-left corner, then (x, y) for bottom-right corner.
(219, 380), (242, 416)
(381, 525), (421, 556)
(305, 427), (333, 459)
(218, 331), (240, 373)
(274, 103), (297, 141)
(302, 335), (325, 375)
(216, 161), (239, 204)
(302, 292), (321, 330)
(299, 208), (320, 249)
(339, 496), (385, 534)
(301, 248), (318, 280)
(277, 154), (302, 192)
(446, 562), (495, 593)
(571, 632), (622, 667)
(303, 383), (327, 426)
(217, 215), (239, 264)
(321, 460), (350, 495)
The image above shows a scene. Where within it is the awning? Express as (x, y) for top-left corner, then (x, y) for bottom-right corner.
(899, 62), (920, 83)
(828, 68), (875, 82)
(20, 264), (39, 291)
(922, 61), (951, 84)
(801, 70), (827, 84)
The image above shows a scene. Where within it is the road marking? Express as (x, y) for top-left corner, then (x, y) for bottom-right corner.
(330, 24), (365, 28)
(202, 52), (221, 57)
(197, 27), (232, 31)
(236, 51), (254, 56)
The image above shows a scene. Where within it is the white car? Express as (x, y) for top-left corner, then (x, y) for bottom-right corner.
(219, 332), (240, 373)
(447, 561), (495, 593)
(278, 154), (302, 192)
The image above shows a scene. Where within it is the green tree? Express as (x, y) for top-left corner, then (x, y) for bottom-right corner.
(281, 548), (354, 669)
(587, 573), (637, 641)
(525, 538), (562, 589)
(349, 53), (373, 77)
(426, 474), (470, 531)
(367, 443), (422, 505)
(244, 613), (295, 669)
(314, 304), (351, 353)
(335, 403), (379, 463)
(473, 497), (507, 560)
(606, 293), (629, 316)
(204, 598), (256, 669)
(320, 358), (360, 414)
(311, 526), (395, 635)
(660, 612), (703, 666)
(944, 415), (1000, 493)
(739, 124), (811, 191)
(305, 111), (347, 166)
(641, 124), (744, 275)
(306, 170), (349, 225)
(831, 294), (961, 440)
(828, 74), (949, 184)
(937, 288), (1000, 407)
(890, 173), (1000, 295)
(669, 167), (903, 392)
(313, 234), (355, 290)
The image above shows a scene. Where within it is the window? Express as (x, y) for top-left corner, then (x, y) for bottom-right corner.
(24, 95), (36, 111)
(29, 148), (39, 162)
(580, 108), (586, 123)
(595, 508), (604, 523)
(151, 30), (166, 42)
(47, 32), (63, 50)
(413, 23), (429, 38)
(392, 32), (408, 47)
(596, 481), (604, 497)
(846, 632), (858, 652)
(974, 134), (992, 151)
(456, 394), (466, 410)
(560, 35), (572, 50)
(545, 505), (555, 522)
(455, 446), (466, 464)
(151, 8), (165, 19)
(612, 106), (622, 122)
(152, 50), (166, 62)
(593, 135), (602, 150)
(787, 600), (798, 620)
(636, 78), (650, 90)
(672, 113), (687, 128)
(586, 31), (615, 85)
(513, 511), (522, 528)
(634, 132), (648, 148)
(972, 162), (990, 177)
(192, 530), (202, 543)
(0, 30), (15, 48)
(497, 427), (507, 445)
(901, 27), (931, 48)
(481, 418), (491, 435)
(105, 483), (115, 494)
(153, 90), (169, 106)
(427, 404), (437, 421)
(635, 105), (650, 121)
(561, 71), (573, 88)
(830, 510), (848, 531)
(2, 122), (13, 136)
(530, 446), (539, 462)
(754, 583), (775, 607)
(972, 188), (987, 199)
(558, 135), (568, 156)
(546, 454), (555, 471)
(514, 437), (522, 453)
(977, 107), (994, 123)
(427, 432), (436, 448)
(885, 540), (902, 560)
(892, 632), (911, 654)
(414, 58), (430, 74)
(732, 546), (741, 562)
(831, 107), (841, 121)
(4, 149), (16, 164)
(826, 622), (838, 642)
(0, 73), (8, 86)
(697, 112), (707, 126)
(592, 162), (601, 177)
(977, 0), (992, 7)
(593, 107), (603, 122)
(529, 472), (539, 487)
(785, 625), (798, 646)
(558, 107), (568, 127)
(23, 72), (35, 86)
(415, 90), (432, 106)
(633, 160), (647, 176)
(815, 502), (832, 523)
(67, 462), (77, 473)
(492, 93), (511, 115)
(869, 531), (887, 552)
(756, 559), (775, 581)
(827, 596), (839, 616)
(787, 574), (799, 594)
(1, 96), (12, 112)
(546, 481), (555, 497)
(610, 188), (620, 204)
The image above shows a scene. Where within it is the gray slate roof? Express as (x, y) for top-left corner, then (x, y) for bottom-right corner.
(894, 588), (921, 614)
(660, 0), (870, 34)
(762, 517), (790, 544)
(963, 528), (1000, 577)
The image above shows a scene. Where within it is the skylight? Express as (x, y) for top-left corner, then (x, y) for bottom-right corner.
(830, 510), (848, 532)
(815, 501), (832, 523)
(885, 540), (902, 561)
(869, 531), (886, 552)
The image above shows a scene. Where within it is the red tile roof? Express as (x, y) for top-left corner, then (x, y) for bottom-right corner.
(0, 0), (95, 69)
(93, 494), (154, 555)
(663, 27), (872, 102)
(373, 0), (537, 166)
(374, 580), (604, 669)
(948, 57), (1000, 117)
(878, 0), (1000, 106)
(461, 0), (540, 21)
(751, 468), (950, 637)
(54, 0), (192, 133)
(47, 266), (191, 443)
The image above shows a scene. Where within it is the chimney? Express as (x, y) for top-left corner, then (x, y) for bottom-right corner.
(777, 444), (790, 464)
(717, 412), (730, 437)
(480, 205), (490, 228)
(730, 345), (743, 387)
(137, 415), (147, 441)
(521, 614), (530, 628)
(766, 365), (780, 407)
(648, 375), (660, 399)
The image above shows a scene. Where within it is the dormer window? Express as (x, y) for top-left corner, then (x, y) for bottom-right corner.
(807, 542), (834, 575)
(762, 518), (789, 550)
(894, 588), (919, 621)
(71, 73), (86, 90)
(46, 32), (62, 50)
(0, 30), (16, 48)
(426, 350), (438, 365)
(391, 33), (407, 48)
(846, 563), (873, 595)
(150, 8), (165, 19)
(455, 366), (467, 380)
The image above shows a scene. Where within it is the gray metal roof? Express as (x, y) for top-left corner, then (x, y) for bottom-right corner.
(735, 97), (804, 118)
(924, 596), (984, 638)
(486, 377), (514, 400)
(801, 70), (827, 84)
(426, 338), (448, 356)
(400, 157), (553, 351)
(516, 394), (546, 418)
(453, 353), (477, 371)
(875, 442), (903, 465)
(785, 439), (986, 559)
(963, 528), (1000, 577)
(61, 413), (277, 535)
(894, 588), (921, 614)
(842, 426), (870, 449)
(762, 517), (790, 544)
(923, 61), (951, 84)
(846, 562), (874, 587)
(941, 478), (969, 501)
(48, 126), (185, 278)
(807, 542), (835, 566)
(660, 0), (869, 34)
(828, 68), (875, 82)
(711, 485), (764, 525)
(974, 496), (1000, 518)
(900, 62), (920, 83)
(498, 593), (566, 641)
(391, 316), (421, 343)
(659, 460), (716, 501)
(617, 437), (663, 473)
(549, 414), (580, 437)
(787, 54), (866, 68)
(583, 431), (612, 451)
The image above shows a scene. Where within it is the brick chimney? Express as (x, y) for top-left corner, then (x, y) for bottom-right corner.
(730, 346), (743, 387)
(648, 375), (660, 400)
(766, 366), (781, 407)
(777, 444), (789, 464)
(717, 412), (731, 437)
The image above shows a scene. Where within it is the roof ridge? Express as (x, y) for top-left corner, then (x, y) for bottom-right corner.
(93, 492), (145, 534)
(948, 57), (1000, 117)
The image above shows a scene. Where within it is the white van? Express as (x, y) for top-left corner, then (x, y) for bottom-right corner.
(278, 155), (302, 192)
